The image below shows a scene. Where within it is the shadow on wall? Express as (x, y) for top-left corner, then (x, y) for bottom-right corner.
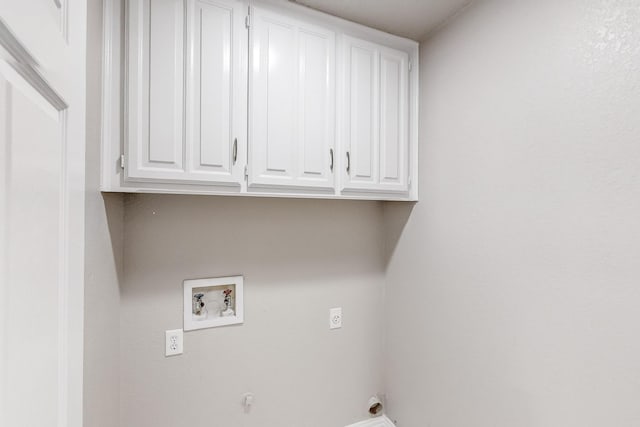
(383, 201), (416, 269)
(102, 192), (125, 284)
(120, 193), (387, 290)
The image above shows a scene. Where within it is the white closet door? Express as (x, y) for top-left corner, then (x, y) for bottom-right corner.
(249, 6), (336, 190)
(0, 1), (86, 426)
(342, 36), (409, 194)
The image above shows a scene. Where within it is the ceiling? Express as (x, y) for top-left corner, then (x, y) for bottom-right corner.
(290, 0), (473, 41)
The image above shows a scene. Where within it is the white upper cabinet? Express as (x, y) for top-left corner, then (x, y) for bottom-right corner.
(105, 0), (417, 199)
(341, 36), (410, 195)
(249, 6), (336, 191)
(126, 0), (246, 186)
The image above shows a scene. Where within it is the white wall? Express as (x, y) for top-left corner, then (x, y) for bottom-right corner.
(384, 0), (640, 426)
(120, 195), (386, 427)
(84, 1), (124, 426)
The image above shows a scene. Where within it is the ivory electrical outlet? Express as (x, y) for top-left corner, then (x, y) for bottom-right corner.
(329, 307), (342, 329)
(165, 329), (183, 356)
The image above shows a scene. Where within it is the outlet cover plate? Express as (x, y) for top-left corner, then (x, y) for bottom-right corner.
(165, 329), (183, 356)
(329, 307), (342, 329)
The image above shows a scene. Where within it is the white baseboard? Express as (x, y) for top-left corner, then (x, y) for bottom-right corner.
(345, 415), (395, 427)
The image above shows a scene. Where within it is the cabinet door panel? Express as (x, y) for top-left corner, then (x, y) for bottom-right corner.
(251, 14), (296, 182)
(379, 48), (408, 190)
(186, 0), (245, 184)
(250, 7), (335, 190)
(266, 22), (297, 175)
(148, 0), (184, 165)
(128, 0), (186, 179)
(348, 42), (377, 184)
(199, 2), (231, 169)
(342, 36), (409, 194)
(298, 29), (335, 184)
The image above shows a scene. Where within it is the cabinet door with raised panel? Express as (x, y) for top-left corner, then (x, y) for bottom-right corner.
(342, 36), (409, 195)
(186, 0), (247, 185)
(126, 0), (246, 186)
(378, 46), (409, 191)
(249, 6), (336, 191)
(342, 36), (379, 189)
(127, 0), (185, 181)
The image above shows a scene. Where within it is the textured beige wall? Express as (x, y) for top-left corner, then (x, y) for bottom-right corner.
(384, 1), (640, 426)
(83, 0), (124, 426)
(120, 195), (386, 427)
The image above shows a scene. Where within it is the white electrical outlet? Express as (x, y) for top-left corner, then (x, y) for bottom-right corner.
(329, 307), (342, 329)
(165, 329), (183, 356)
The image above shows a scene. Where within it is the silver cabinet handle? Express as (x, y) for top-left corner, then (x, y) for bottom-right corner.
(346, 151), (351, 174)
(233, 138), (238, 164)
(330, 148), (334, 172)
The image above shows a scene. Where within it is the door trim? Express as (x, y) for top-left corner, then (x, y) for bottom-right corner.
(0, 18), (67, 111)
